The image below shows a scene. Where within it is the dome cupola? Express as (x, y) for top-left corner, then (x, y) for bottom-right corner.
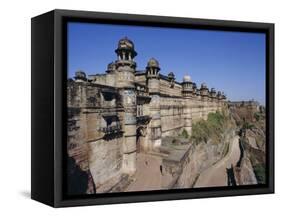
(183, 75), (191, 82)
(118, 37), (134, 50)
(200, 82), (209, 97)
(182, 74), (193, 95)
(146, 58), (160, 78)
(106, 62), (116, 73)
(221, 92), (227, 100)
(115, 37), (137, 61)
(217, 91), (223, 100)
(210, 88), (217, 98)
(201, 82), (208, 89)
(74, 70), (87, 82)
(168, 72), (175, 88)
(168, 72), (175, 80)
(147, 58), (160, 69)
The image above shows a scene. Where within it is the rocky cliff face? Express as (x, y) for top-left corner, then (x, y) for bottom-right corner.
(175, 109), (237, 188)
(175, 103), (266, 188)
(231, 104), (266, 184)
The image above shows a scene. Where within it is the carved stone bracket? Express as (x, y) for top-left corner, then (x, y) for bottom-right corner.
(137, 126), (147, 137)
(136, 115), (151, 125)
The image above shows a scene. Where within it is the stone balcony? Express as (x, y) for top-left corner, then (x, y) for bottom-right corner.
(136, 115), (151, 125)
(136, 84), (151, 104)
(100, 124), (122, 134)
(101, 87), (120, 102)
(99, 124), (123, 140)
(101, 87), (119, 95)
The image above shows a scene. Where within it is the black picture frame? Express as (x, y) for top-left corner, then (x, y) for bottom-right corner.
(31, 9), (274, 207)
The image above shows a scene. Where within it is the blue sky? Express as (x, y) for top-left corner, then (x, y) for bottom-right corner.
(67, 22), (266, 105)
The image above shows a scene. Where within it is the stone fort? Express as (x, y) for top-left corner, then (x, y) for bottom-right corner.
(67, 37), (227, 194)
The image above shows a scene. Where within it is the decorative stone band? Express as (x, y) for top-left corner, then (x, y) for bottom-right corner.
(115, 59), (137, 69)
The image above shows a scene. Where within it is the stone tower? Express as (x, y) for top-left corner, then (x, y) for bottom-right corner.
(146, 58), (162, 150)
(217, 91), (223, 112)
(168, 72), (175, 88)
(115, 37), (138, 174)
(182, 75), (193, 135)
(210, 88), (217, 112)
(200, 83), (209, 120)
(115, 37), (137, 88)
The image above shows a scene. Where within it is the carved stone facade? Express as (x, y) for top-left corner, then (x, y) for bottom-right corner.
(67, 37), (227, 193)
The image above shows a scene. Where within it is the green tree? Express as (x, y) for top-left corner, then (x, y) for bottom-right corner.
(181, 129), (189, 139)
(191, 111), (227, 145)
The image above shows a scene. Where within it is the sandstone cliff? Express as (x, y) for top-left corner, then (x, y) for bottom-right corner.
(175, 109), (237, 188)
(231, 105), (266, 184)
(175, 104), (265, 188)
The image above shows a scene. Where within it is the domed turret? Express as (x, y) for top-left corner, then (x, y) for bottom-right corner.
(114, 37), (137, 88)
(146, 58), (160, 78)
(221, 92), (227, 100)
(115, 37), (137, 61)
(200, 82), (209, 97)
(168, 72), (175, 80)
(201, 82), (208, 89)
(147, 58), (160, 69)
(168, 72), (175, 88)
(74, 70), (87, 82)
(183, 75), (191, 82)
(217, 91), (223, 100)
(192, 83), (197, 95)
(118, 37), (135, 49)
(106, 62), (115, 73)
(182, 74), (193, 96)
(210, 88), (217, 98)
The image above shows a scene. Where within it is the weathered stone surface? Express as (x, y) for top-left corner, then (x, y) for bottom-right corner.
(67, 37), (228, 193)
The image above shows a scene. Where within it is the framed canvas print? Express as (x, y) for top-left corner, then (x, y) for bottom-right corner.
(31, 9), (274, 207)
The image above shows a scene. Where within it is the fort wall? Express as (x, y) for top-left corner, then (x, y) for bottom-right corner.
(67, 37), (227, 193)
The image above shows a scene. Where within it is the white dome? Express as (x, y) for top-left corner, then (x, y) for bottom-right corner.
(183, 75), (191, 82)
